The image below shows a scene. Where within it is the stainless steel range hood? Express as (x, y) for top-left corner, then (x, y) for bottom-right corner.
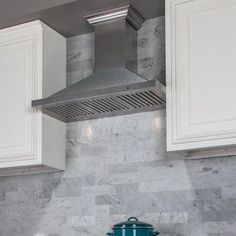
(32, 5), (166, 122)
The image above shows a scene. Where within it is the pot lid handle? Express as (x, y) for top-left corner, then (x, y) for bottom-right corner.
(127, 217), (138, 222)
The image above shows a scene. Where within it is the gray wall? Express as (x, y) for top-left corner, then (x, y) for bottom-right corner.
(0, 17), (236, 236)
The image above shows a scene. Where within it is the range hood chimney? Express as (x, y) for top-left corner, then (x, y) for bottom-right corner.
(32, 5), (165, 122)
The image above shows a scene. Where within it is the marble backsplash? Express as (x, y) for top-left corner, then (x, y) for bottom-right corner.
(0, 17), (236, 236)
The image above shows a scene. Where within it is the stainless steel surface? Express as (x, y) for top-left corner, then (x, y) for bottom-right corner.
(85, 6), (129, 26)
(32, 5), (166, 122)
(87, 5), (144, 72)
(0, 0), (164, 37)
(85, 5), (144, 30)
(33, 81), (165, 122)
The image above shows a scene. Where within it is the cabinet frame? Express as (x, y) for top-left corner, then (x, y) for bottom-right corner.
(166, 0), (236, 151)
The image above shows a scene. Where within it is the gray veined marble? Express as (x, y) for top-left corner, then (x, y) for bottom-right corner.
(0, 16), (236, 236)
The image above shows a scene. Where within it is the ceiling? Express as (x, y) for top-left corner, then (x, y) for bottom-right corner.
(0, 0), (165, 37)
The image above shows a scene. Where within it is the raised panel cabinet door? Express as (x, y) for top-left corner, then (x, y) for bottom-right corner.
(166, 0), (236, 150)
(0, 37), (40, 163)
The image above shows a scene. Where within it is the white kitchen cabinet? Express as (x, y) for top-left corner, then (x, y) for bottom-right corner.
(166, 0), (236, 151)
(0, 20), (66, 175)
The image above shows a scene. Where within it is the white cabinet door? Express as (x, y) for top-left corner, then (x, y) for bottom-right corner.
(0, 37), (40, 163)
(0, 21), (66, 175)
(166, 0), (236, 151)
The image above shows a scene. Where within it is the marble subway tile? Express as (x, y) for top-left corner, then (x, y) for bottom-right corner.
(110, 191), (195, 215)
(222, 185), (236, 199)
(205, 221), (236, 234)
(185, 156), (236, 189)
(67, 33), (94, 55)
(45, 195), (95, 217)
(54, 175), (95, 198)
(81, 185), (111, 195)
(194, 187), (222, 200)
(139, 17), (165, 36)
(110, 183), (139, 196)
(96, 194), (124, 205)
(193, 198), (236, 212)
(67, 215), (96, 226)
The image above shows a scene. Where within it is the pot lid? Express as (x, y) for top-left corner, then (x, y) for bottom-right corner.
(113, 217), (154, 229)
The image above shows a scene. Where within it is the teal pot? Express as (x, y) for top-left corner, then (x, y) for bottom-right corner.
(107, 217), (160, 236)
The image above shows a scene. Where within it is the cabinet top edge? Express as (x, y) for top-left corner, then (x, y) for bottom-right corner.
(166, 0), (193, 5)
(0, 20), (45, 35)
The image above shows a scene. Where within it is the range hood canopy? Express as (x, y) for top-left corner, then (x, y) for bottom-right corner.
(32, 5), (166, 122)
